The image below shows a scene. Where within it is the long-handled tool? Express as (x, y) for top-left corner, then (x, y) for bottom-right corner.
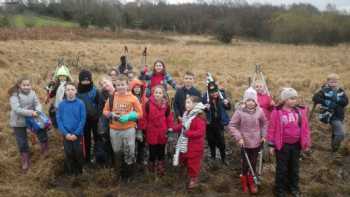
(251, 64), (270, 96)
(257, 142), (264, 185)
(242, 147), (259, 185)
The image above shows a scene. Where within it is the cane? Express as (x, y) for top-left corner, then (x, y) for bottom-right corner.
(242, 146), (259, 185)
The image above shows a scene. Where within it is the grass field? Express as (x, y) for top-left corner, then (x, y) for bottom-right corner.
(0, 32), (349, 197)
(9, 15), (77, 28)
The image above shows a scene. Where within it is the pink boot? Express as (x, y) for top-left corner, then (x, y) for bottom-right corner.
(40, 142), (49, 158)
(240, 175), (248, 193)
(20, 153), (30, 173)
(188, 177), (199, 189)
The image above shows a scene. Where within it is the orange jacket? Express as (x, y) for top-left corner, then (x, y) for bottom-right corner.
(103, 92), (143, 130)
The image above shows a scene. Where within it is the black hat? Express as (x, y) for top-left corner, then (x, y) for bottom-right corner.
(79, 69), (92, 82)
(208, 82), (218, 94)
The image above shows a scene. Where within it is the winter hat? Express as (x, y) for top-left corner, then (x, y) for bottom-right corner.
(207, 72), (219, 94)
(243, 87), (258, 103)
(54, 65), (71, 79)
(79, 69), (92, 82)
(280, 87), (298, 101)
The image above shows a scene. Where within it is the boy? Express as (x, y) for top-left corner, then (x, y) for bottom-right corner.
(56, 82), (86, 175)
(173, 71), (202, 121)
(103, 75), (143, 181)
(313, 73), (348, 154)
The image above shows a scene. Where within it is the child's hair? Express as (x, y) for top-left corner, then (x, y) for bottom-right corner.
(327, 73), (339, 81)
(65, 82), (77, 89)
(109, 68), (118, 76)
(184, 71), (195, 77)
(187, 95), (202, 104)
(116, 75), (129, 84)
(8, 75), (31, 97)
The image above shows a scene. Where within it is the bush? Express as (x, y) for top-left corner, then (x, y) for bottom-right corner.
(214, 20), (235, 44)
(0, 16), (11, 27)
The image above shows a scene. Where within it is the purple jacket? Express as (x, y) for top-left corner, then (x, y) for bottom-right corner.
(267, 107), (311, 151)
(229, 106), (267, 149)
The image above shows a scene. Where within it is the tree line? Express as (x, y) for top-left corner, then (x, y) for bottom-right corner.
(1, 0), (350, 45)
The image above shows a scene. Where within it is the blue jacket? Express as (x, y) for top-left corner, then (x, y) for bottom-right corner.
(56, 98), (86, 136)
(202, 90), (231, 127)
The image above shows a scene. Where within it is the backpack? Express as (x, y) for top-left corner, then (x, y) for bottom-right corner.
(26, 111), (52, 133)
(145, 100), (170, 117)
(78, 86), (98, 118)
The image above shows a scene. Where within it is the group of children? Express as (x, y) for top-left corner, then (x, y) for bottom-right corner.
(8, 56), (348, 195)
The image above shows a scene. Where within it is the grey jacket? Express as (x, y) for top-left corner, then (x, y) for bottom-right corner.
(9, 90), (42, 127)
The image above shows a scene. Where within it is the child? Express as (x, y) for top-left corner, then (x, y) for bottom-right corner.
(109, 69), (118, 87)
(202, 76), (231, 165)
(129, 79), (148, 165)
(174, 71), (202, 121)
(77, 69), (101, 164)
(103, 75), (143, 181)
(117, 55), (133, 77)
(268, 88), (311, 197)
(313, 73), (348, 154)
(9, 76), (49, 172)
(139, 60), (177, 97)
(139, 85), (174, 176)
(229, 87), (267, 194)
(45, 65), (72, 128)
(175, 96), (206, 189)
(95, 77), (116, 166)
(56, 82), (86, 175)
(255, 81), (275, 121)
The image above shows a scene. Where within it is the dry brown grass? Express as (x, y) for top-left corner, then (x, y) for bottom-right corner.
(0, 32), (349, 197)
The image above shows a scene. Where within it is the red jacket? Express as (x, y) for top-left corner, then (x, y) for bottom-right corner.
(183, 116), (206, 158)
(139, 97), (174, 145)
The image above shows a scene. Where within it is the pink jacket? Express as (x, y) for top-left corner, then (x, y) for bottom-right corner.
(267, 106), (311, 151)
(229, 106), (268, 149)
(257, 93), (273, 121)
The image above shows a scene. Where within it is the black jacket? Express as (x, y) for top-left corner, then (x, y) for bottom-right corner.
(313, 85), (348, 121)
(173, 86), (202, 118)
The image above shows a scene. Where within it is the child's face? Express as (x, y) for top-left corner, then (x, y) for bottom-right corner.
(328, 79), (338, 89)
(115, 80), (128, 93)
(285, 97), (298, 108)
(133, 85), (141, 95)
(154, 62), (164, 73)
(184, 75), (194, 87)
(101, 79), (114, 92)
(185, 98), (195, 111)
(20, 80), (32, 93)
(210, 92), (219, 99)
(154, 87), (164, 101)
(58, 75), (67, 82)
(65, 85), (77, 100)
(81, 80), (91, 85)
(245, 99), (257, 109)
(255, 83), (264, 94)
(109, 71), (118, 81)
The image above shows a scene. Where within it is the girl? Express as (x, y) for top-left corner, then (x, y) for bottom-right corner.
(202, 79), (231, 165)
(45, 65), (72, 128)
(129, 79), (148, 165)
(268, 88), (311, 197)
(175, 96), (206, 189)
(229, 87), (267, 194)
(255, 81), (275, 121)
(139, 85), (174, 176)
(139, 60), (177, 97)
(9, 76), (49, 172)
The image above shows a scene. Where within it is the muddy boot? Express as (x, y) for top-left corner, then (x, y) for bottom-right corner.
(157, 160), (165, 177)
(188, 177), (199, 189)
(148, 162), (155, 173)
(240, 175), (248, 193)
(40, 142), (49, 158)
(20, 152), (30, 173)
(248, 175), (258, 194)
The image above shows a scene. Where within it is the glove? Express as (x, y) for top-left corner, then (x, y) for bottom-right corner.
(136, 130), (143, 142)
(118, 111), (138, 123)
